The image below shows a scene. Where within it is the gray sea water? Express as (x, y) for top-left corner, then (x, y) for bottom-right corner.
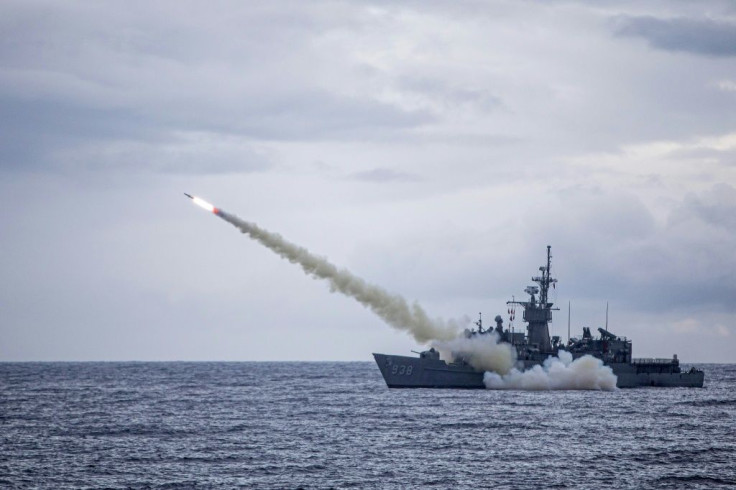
(1, 362), (734, 489)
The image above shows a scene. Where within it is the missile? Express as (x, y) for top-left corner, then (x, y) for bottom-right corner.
(184, 192), (219, 215)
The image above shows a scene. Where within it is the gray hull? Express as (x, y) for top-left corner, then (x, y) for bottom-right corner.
(609, 363), (705, 388)
(373, 354), (704, 389)
(373, 353), (484, 389)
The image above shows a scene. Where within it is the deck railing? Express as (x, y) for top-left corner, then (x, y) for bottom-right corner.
(632, 358), (675, 365)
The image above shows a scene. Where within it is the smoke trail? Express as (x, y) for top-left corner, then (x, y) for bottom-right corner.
(433, 332), (516, 374)
(217, 211), (461, 343)
(483, 350), (617, 391)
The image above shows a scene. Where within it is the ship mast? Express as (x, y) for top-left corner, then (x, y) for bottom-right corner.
(567, 301), (571, 344)
(507, 245), (559, 353)
(534, 245), (555, 308)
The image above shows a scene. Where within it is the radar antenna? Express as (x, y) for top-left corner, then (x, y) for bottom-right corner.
(532, 245), (557, 307)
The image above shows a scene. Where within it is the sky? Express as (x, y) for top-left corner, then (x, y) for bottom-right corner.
(1, 0), (735, 362)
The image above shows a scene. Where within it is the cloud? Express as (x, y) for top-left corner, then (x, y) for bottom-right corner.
(0, 96), (157, 170)
(714, 80), (736, 92)
(349, 167), (421, 182)
(612, 16), (736, 57)
(0, 2), (437, 178)
(394, 75), (503, 115)
(1, 1), (735, 362)
(519, 184), (736, 315)
(674, 182), (736, 231)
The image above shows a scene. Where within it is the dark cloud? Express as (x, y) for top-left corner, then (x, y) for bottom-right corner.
(672, 183), (736, 231)
(449, 186), (734, 317)
(613, 16), (736, 57)
(0, 96), (271, 176)
(0, 97), (157, 170)
(221, 91), (434, 141)
(0, 88), (431, 177)
(0, 2), (435, 179)
(348, 181), (736, 319)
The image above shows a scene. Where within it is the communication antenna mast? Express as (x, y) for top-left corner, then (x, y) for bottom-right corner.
(567, 301), (571, 343)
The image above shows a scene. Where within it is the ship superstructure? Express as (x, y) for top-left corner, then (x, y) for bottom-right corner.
(515, 246), (555, 350)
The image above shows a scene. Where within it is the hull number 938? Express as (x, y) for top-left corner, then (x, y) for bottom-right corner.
(391, 364), (413, 376)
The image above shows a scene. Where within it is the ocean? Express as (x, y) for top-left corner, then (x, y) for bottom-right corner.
(1, 362), (734, 489)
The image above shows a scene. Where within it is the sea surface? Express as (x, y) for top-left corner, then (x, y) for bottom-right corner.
(1, 362), (734, 489)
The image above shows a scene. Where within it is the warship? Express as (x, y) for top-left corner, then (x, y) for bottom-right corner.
(373, 246), (704, 389)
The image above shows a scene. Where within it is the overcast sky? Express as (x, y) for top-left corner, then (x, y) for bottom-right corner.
(2, 0), (735, 362)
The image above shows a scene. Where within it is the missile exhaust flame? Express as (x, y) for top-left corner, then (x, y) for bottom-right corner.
(185, 193), (218, 214)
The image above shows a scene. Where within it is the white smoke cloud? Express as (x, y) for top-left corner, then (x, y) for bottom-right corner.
(433, 332), (516, 375)
(218, 211), (461, 343)
(483, 350), (617, 391)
